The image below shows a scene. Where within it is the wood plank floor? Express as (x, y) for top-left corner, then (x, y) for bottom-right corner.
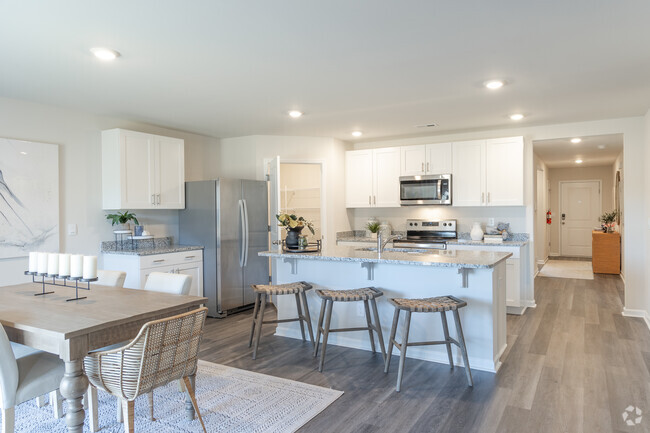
(198, 272), (649, 432)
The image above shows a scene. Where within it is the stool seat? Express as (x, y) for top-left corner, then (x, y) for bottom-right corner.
(315, 287), (383, 302)
(389, 295), (467, 313)
(253, 281), (312, 295)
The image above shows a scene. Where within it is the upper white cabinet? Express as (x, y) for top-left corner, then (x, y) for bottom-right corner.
(346, 147), (400, 208)
(102, 129), (185, 210)
(452, 136), (524, 207)
(400, 143), (452, 176)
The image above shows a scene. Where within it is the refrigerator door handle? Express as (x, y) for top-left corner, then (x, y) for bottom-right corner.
(238, 199), (245, 268)
(243, 199), (250, 266)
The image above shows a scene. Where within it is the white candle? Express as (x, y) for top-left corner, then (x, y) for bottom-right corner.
(58, 254), (71, 277)
(83, 256), (97, 280)
(28, 252), (38, 273)
(37, 252), (48, 274)
(47, 253), (59, 276)
(70, 254), (84, 278)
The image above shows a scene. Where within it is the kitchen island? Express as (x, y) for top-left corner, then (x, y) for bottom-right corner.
(259, 246), (511, 373)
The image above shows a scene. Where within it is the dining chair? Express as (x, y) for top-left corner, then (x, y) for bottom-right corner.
(87, 271), (193, 430)
(143, 272), (191, 295)
(1, 325), (65, 433)
(84, 307), (208, 433)
(96, 270), (127, 288)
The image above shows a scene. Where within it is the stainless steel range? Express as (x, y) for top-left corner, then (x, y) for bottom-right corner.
(393, 219), (457, 250)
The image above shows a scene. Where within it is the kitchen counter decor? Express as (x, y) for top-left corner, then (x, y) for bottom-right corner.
(276, 213), (315, 249)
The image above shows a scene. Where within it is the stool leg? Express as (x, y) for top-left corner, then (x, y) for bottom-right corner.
(453, 309), (473, 387)
(440, 310), (454, 369)
(248, 292), (261, 348)
(396, 311), (411, 392)
(370, 298), (387, 362)
(252, 293), (267, 360)
(300, 290), (315, 347)
(318, 300), (334, 372)
(384, 307), (400, 373)
(313, 299), (327, 357)
(295, 293), (307, 341)
(363, 300), (376, 353)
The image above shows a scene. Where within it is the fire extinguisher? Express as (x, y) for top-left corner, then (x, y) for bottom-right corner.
(546, 210), (552, 225)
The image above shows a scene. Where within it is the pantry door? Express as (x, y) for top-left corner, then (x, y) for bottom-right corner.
(560, 181), (601, 257)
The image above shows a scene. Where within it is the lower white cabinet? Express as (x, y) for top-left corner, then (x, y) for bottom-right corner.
(103, 249), (204, 297)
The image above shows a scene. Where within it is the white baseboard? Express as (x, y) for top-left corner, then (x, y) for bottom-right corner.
(549, 252), (560, 257)
(622, 308), (650, 331)
(536, 258), (549, 265)
(507, 305), (527, 315)
(620, 273), (626, 285)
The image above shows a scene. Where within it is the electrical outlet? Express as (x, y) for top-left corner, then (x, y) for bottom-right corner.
(488, 218), (495, 226)
(67, 223), (77, 236)
(356, 303), (364, 317)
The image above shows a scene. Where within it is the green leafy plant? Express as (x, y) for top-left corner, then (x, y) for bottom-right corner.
(366, 221), (381, 234)
(106, 211), (139, 226)
(276, 213), (315, 235)
(599, 210), (618, 224)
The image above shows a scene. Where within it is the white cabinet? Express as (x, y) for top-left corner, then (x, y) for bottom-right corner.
(102, 129), (185, 210)
(103, 249), (203, 297)
(400, 143), (452, 176)
(345, 147), (400, 208)
(452, 136), (523, 207)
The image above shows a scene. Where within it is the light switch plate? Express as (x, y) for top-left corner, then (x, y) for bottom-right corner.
(67, 223), (77, 236)
(488, 218), (495, 226)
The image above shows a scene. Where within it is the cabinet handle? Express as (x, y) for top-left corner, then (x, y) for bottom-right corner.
(369, 195), (371, 205)
(487, 192), (491, 203)
(153, 259), (165, 263)
(185, 255), (195, 259)
(427, 162), (430, 172)
(421, 162), (425, 172)
(151, 194), (155, 204)
(156, 194), (161, 204)
(481, 192), (485, 204)
(373, 196), (376, 205)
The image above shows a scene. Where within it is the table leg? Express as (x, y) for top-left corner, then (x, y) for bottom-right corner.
(59, 360), (88, 433)
(184, 374), (196, 421)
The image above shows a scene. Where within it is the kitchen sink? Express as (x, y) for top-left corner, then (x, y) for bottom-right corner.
(355, 247), (429, 254)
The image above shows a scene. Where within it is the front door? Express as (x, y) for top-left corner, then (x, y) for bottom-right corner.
(560, 181), (601, 257)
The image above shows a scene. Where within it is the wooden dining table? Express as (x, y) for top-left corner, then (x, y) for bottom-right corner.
(0, 281), (207, 433)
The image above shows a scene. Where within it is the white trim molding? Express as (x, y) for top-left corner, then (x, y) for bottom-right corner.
(622, 308), (650, 331)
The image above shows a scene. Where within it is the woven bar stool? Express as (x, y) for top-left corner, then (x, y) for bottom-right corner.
(384, 295), (473, 391)
(313, 287), (386, 372)
(249, 281), (314, 360)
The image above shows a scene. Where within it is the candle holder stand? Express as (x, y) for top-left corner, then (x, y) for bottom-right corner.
(24, 271), (98, 301)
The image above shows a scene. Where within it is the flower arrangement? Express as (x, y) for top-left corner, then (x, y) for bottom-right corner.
(276, 213), (315, 235)
(599, 210), (618, 233)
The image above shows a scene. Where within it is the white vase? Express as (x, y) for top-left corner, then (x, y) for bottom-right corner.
(470, 222), (484, 241)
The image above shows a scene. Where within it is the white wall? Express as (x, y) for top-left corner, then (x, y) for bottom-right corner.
(350, 116), (646, 315)
(0, 97), (220, 286)
(219, 135), (351, 247)
(547, 164), (614, 256)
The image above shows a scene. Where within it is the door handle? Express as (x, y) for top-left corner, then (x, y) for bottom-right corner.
(421, 162), (425, 172)
(481, 192), (485, 204)
(184, 255), (195, 259)
(153, 259), (165, 263)
(238, 200), (245, 268)
(369, 195), (371, 205)
(427, 162), (430, 172)
(373, 195), (376, 205)
(243, 199), (250, 267)
(487, 192), (490, 203)
(156, 194), (161, 204)
(151, 194), (155, 205)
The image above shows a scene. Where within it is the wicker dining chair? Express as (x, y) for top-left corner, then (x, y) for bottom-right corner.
(84, 307), (208, 433)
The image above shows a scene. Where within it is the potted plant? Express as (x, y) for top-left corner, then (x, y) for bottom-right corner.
(276, 213), (315, 248)
(366, 221), (381, 239)
(599, 210), (618, 233)
(106, 211), (140, 233)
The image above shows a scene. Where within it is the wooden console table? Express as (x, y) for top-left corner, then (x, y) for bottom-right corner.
(592, 231), (620, 274)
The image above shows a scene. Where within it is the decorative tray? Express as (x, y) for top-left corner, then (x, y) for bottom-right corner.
(281, 239), (321, 253)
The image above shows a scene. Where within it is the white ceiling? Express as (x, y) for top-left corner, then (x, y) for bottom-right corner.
(1, 1), (649, 141)
(533, 134), (623, 168)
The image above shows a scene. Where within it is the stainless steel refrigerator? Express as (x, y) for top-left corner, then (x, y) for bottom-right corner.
(179, 179), (269, 317)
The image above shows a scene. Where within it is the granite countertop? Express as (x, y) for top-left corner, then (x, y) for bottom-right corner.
(447, 239), (529, 247)
(100, 237), (203, 256)
(259, 245), (511, 269)
(336, 231), (529, 247)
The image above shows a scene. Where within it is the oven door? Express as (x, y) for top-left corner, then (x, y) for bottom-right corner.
(399, 174), (451, 205)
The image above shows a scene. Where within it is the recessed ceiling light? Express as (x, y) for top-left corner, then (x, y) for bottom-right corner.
(597, 144), (606, 149)
(570, 138), (582, 144)
(575, 159), (583, 164)
(288, 110), (303, 118)
(90, 47), (120, 61)
(484, 80), (504, 90)
(20, 151), (27, 155)
(351, 131), (363, 137)
(509, 113), (524, 121)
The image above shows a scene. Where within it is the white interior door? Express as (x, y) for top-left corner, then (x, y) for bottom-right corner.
(560, 181), (601, 257)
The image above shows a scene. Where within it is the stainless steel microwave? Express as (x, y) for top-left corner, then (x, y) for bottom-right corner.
(399, 174), (452, 205)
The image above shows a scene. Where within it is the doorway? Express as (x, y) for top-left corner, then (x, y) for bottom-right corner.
(559, 180), (601, 257)
(279, 163), (323, 242)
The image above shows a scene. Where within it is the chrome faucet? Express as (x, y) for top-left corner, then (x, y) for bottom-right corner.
(377, 232), (403, 253)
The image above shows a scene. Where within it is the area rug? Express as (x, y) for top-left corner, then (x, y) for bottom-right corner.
(14, 360), (343, 432)
(538, 260), (594, 280)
